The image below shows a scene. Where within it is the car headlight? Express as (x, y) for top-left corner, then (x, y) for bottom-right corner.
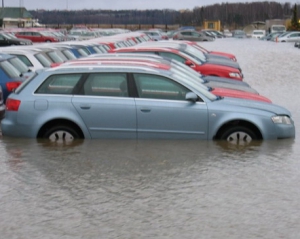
(229, 72), (242, 78)
(272, 115), (292, 124)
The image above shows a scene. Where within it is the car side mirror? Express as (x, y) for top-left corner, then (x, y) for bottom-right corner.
(185, 92), (198, 102)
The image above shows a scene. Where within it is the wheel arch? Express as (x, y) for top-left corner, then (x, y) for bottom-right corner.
(214, 119), (263, 140)
(37, 119), (84, 138)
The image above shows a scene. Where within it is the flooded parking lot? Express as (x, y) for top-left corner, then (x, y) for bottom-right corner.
(0, 38), (299, 239)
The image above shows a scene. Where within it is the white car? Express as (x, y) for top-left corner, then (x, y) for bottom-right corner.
(0, 48), (52, 71)
(251, 30), (266, 39)
(275, 31), (300, 42)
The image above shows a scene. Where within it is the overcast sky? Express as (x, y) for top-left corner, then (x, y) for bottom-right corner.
(6, 0), (300, 10)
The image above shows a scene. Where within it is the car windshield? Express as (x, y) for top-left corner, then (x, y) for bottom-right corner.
(1, 33), (14, 39)
(183, 45), (207, 62)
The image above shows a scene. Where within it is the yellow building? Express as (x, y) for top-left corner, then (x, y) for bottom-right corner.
(203, 20), (221, 31)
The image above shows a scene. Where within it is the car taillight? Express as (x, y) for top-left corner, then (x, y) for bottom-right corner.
(6, 98), (21, 111)
(6, 81), (22, 92)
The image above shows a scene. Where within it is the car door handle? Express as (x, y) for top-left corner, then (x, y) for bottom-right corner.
(80, 105), (91, 110)
(140, 108), (151, 113)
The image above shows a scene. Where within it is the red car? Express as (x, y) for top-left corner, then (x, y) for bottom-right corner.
(55, 59), (271, 103)
(15, 30), (60, 43)
(112, 46), (243, 81)
(182, 40), (237, 61)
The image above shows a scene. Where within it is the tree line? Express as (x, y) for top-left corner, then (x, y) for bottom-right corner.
(30, 1), (299, 29)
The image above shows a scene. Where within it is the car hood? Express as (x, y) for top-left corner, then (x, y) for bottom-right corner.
(205, 58), (241, 70)
(202, 75), (250, 87)
(214, 97), (292, 116)
(212, 88), (270, 102)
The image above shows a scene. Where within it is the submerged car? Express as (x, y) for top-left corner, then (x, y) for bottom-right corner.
(1, 64), (295, 144)
(112, 46), (243, 80)
(275, 31), (300, 42)
(173, 30), (214, 42)
(0, 32), (32, 46)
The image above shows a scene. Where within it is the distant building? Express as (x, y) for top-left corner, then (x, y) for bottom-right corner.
(0, 7), (43, 28)
(203, 20), (221, 31)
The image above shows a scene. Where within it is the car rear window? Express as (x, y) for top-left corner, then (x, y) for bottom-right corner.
(35, 74), (83, 94)
(0, 60), (21, 78)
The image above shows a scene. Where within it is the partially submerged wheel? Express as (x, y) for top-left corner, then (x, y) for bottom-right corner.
(43, 125), (80, 143)
(219, 126), (258, 145)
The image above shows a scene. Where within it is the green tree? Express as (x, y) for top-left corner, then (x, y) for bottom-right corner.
(289, 4), (300, 30)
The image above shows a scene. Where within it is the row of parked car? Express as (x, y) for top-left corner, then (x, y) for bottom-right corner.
(0, 29), (295, 144)
(260, 31), (300, 42)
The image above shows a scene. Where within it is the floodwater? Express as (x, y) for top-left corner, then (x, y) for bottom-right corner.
(0, 38), (300, 239)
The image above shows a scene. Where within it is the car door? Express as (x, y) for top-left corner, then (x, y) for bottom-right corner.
(180, 31), (192, 41)
(287, 32), (300, 42)
(72, 72), (137, 139)
(133, 73), (209, 139)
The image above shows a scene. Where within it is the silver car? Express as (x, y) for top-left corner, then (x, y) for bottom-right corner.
(1, 64), (295, 144)
(173, 30), (214, 42)
(275, 31), (300, 42)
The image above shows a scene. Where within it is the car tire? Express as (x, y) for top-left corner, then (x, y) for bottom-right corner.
(43, 124), (80, 142)
(219, 126), (258, 144)
(45, 40), (52, 42)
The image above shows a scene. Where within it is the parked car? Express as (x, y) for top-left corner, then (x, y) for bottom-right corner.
(15, 31), (60, 43)
(260, 32), (284, 41)
(223, 29), (232, 37)
(135, 41), (241, 70)
(87, 53), (248, 87)
(112, 46), (243, 80)
(173, 30), (214, 42)
(0, 48), (53, 71)
(201, 29), (226, 38)
(0, 53), (35, 79)
(0, 54), (28, 102)
(0, 32), (32, 46)
(251, 30), (266, 39)
(1, 64), (295, 144)
(58, 57), (263, 98)
(274, 31), (300, 42)
(232, 30), (247, 38)
(0, 85), (5, 120)
(140, 30), (163, 41)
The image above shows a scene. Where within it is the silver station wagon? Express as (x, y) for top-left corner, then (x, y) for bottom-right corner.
(1, 64), (295, 144)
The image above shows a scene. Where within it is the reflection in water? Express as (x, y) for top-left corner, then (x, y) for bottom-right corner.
(0, 137), (299, 238)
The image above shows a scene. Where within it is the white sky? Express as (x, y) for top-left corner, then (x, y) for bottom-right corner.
(5, 0), (300, 10)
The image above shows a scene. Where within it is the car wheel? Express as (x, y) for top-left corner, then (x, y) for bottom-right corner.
(45, 40), (52, 42)
(219, 126), (258, 145)
(43, 124), (80, 142)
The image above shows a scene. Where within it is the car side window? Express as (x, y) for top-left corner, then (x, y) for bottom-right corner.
(83, 73), (128, 97)
(192, 32), (201, 37)
(35, 74), (82, 94)
(133, 73), (189, 101)
(182, 32), (191, 36)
